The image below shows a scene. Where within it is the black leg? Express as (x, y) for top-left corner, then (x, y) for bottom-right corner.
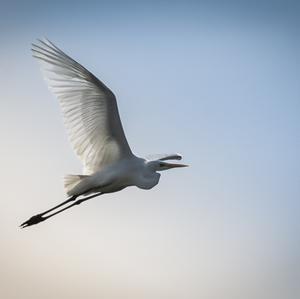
(20, 193), (102, 228)
(19, 195), (77, 228)
(40, 195), (78, 216)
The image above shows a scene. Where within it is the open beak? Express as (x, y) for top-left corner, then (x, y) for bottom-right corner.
(167, 163), (189, 168)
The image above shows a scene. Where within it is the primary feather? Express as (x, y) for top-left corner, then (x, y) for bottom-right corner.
(32, 39), (133, 174)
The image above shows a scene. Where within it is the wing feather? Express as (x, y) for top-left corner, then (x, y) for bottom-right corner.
(32, 39), (133, 174)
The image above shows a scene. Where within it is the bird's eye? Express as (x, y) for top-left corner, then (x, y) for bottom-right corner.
(159, 163), (164, 167)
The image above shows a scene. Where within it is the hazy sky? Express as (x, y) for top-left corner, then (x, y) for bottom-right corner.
(1, 1), (299, 298)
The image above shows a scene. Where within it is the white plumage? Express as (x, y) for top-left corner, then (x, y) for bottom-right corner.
(32, 39), (132, 176)
(20, 39), (187, 227)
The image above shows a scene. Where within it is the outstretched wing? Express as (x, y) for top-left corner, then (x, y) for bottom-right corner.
(146, 153), (183, 161)
(32, 39), (133, 174)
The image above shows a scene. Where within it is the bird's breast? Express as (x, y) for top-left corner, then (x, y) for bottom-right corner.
(135, 172), (161, 190)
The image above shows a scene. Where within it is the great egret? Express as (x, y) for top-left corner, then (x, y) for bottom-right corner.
(20, 39), (188, 228)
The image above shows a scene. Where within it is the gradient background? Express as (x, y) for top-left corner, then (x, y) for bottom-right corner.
(1, 1), (299, 298)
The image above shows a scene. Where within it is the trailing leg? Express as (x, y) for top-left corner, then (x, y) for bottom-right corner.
(20, 193), (101, 228)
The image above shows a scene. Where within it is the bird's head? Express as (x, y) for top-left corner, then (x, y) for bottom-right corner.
(147, 153), (188, 172)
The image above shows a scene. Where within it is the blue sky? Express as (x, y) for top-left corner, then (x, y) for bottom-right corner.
(1, 1), (299, 298)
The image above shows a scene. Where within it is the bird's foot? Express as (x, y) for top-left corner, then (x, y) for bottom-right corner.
(20, 214), (46, 228)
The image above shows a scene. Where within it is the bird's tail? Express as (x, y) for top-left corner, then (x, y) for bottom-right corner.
(64, 174), (88, 196)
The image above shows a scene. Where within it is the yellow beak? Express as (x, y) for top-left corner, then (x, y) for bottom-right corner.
(167, 163), (189, 168)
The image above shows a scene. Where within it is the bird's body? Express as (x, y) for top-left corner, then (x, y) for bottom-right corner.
(67, 157), (160, 196)
(20, 39), (187, 228)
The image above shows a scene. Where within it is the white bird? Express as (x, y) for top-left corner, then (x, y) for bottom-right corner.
(21, 39), (188, 228)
